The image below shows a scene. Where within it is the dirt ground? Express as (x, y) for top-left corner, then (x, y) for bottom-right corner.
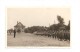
(7, 32), (70, 47)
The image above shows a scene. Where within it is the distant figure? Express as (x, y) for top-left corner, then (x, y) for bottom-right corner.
(10, 31), (12, 35)
(14, 30), (16, 38)
(8, 31), (11, 35)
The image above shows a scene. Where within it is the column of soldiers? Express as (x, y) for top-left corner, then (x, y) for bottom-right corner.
(51, 30), (70, 41)
(35, 30), (70, 41)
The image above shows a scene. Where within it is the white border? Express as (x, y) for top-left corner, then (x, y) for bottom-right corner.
(0, 0), (80, 52)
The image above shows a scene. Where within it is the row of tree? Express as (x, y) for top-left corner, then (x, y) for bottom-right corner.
(24, 26), (48, 33)
(24, 15), (70, 33)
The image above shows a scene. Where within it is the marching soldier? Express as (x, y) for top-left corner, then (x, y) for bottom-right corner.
(67, 30), (70, 41)
(57, 30), (60, 40)
(55, 31), (58, 39)
(64, 30), (67, 41)
(59, 30), (64, 41)
(52, 30), (55, 38)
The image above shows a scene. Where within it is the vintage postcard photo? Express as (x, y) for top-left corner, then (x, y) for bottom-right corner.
(7, 8), (70, 47)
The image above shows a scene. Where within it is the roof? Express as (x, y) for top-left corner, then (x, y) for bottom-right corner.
(14, 22), (25, 28)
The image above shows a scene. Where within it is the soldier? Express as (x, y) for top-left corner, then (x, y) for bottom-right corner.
(14, 29), (16, 38)
(54, 31), (56, 39)
(63, 30), (65, 40)
(52, 30), (55, 38)
(59, 30), (64, 41)
(57, 30), (60, 40)
(55, 31), (58, 39)
(67, 30), (70, 41)
(64, 30), (68, 41)
(48, 30), (52, 37)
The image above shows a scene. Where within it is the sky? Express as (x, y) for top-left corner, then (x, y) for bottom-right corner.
(7, 8), (70, 29)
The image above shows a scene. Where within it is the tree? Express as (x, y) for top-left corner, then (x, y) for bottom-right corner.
(57, 15), (65, 30)
(48, 15), (65, 31)
(68, 21), (70, 27)
(7, 28), (14, 33)
(66, 20), (70, 30)
(49, 24), (59, 31)
(57, 15), (64, 24)
(24, 26), (47, 33)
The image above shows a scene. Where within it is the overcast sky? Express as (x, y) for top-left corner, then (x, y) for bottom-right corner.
(7, 8), (70, 29)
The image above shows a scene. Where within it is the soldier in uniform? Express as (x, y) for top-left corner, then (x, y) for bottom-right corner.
(55, 31), (58, 39)
(58, 30), (60, 40)
(67, 30), (70, 41)
(57, 30), (60, 40)
(54, 31), (56, 39)
(52, 30), (55, 38)
(14, 29), (16, 38)
(64, 30), (68, 41)
(63, 30), (65, 41)
(59, 30), (64, 41)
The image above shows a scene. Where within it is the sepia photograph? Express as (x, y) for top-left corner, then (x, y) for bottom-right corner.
(7, 8), (70, 47)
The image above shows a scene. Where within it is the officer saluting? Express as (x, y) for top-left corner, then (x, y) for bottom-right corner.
(14, 29), (16, 38)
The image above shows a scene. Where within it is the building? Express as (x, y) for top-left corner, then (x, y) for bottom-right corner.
(14, 21), (25, 32)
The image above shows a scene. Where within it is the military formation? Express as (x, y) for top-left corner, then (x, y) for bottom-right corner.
(7, 28), (70, 41)
(34, 30), (70, 41)
(52, 30), (70, 41)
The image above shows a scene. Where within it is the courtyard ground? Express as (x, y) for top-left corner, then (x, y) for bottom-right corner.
(7, 32), (70, 47)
